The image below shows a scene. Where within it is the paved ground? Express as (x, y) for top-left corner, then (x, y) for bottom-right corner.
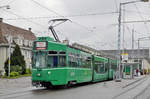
(0, 75), (150, 99)
(0, 77), (32, 95)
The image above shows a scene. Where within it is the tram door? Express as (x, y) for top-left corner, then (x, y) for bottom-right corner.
(53, 56), (58, 67)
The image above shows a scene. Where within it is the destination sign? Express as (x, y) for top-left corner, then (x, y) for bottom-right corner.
(36, 42), (47, 50)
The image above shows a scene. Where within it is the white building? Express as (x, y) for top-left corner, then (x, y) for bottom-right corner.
(0, 18), (36, 75)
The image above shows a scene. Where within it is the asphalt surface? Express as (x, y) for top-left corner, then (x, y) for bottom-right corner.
(134, 81), (150, 99)
(0, 76), (150, 99)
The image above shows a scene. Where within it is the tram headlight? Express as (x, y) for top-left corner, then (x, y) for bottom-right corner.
(37, 73), (41, 76)
(48, 71), (51, 75)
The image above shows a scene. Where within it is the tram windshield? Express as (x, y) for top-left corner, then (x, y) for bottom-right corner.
(32, 51), (66, 68)
(33, 51), (46, 68)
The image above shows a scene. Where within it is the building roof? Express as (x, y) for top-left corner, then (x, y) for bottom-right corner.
(0, 18), (36, 44)
(72, 43), (117, 59)
(101, 49), (150, 59)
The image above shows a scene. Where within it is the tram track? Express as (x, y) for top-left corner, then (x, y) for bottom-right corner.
(0, 87), (47, 99)
(133, 80), (150, 99)
(112, 76), (148, 99)
(0, 76), (148, 99)
(122, 76), (147, 88)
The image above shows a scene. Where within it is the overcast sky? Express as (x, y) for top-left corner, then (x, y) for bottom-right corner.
(0, 0), (150, 50)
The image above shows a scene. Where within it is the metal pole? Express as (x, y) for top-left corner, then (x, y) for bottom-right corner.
(138, 39), (140, 49)
(0, 5), (10, 9)
(132, 28), (134, 49)
(8, 36), (11, 76)
(132, 28), (134, 59)
(115, 0), (148, 80)
(138, 39), (140, 72)
(116, 3), (122, 81)
(122, 4), (125, 79)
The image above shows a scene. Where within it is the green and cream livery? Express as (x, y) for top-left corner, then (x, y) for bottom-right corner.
(32, 37), (117, 88)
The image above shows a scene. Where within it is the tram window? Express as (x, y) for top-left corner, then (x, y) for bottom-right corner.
(80, 58), (84, 68)
(59, 51), (66, 54)
(86, 60), (91, 68)
(76, 54), (81, 67)
(34, 52), (46, 68)
(68, 55), (77, 67)
(86, 57), (91, 68)
(68, 56), (72, 67)
(47, 56), (53, 68)
(105, 63), (108, 72)
(94, 62), (105, 73)
(77, 58), (81, 67)
(95, 62), (98, 73)
(53, 56), (58, 67)
(99, 63), (105, 73)
(112, 64), (117, 70)
(72, 57), (77, 67)
(59, 56), (66, 67)
(80, 56), (91, 68)
(80, 55), (84, 68)
(83, 60), (87, 68)
(47, 56), (58, 68)
(49, 51), (57, 54)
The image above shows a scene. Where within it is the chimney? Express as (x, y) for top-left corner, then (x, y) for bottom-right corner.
(28, 28), (32, 31)
(63, 39), (69, 45)
(0, 18), (3, 23)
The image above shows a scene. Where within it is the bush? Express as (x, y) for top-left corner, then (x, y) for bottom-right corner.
(10, 72), (19, 77)
(26, 69), (31, 74)
(4, 44), (26, 76)
(11, 65), (22, 74)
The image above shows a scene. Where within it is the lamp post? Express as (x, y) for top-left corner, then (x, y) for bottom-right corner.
(116, 0), (149, 82)
(0, 5), (11, 76)
(8, 36), (12, 77)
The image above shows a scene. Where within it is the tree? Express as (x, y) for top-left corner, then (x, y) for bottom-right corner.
(4, 44), (26, 76)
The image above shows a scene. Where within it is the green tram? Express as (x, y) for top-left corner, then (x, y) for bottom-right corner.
(32, 37), (117, 88)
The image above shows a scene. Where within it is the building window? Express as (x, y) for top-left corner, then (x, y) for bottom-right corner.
(29, 41), (32, 47)
(20, 39), (23, 45)
(25, 50), (27, 58)
(24, 40), (28, 46)
(28, 51), (31, 58)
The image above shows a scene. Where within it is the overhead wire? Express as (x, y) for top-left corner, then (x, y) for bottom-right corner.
(123, 25), (146, 49)
(0, 0), (17, 5)
(134, 3), (150, 35)
(124, 25), (132, 48)
(123, 9), (150, 15)
(1, 0), (115, 49)
(0, 0), (10, 3)
(3, 11), (118, 20)
(30, 0), (119, 49)
(1, 0), (118, 50)
(2, 9), (47, 29)
(29, 0), (97, 32)
(7, 0), (18, 4)
(30, 0), (65, 18)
